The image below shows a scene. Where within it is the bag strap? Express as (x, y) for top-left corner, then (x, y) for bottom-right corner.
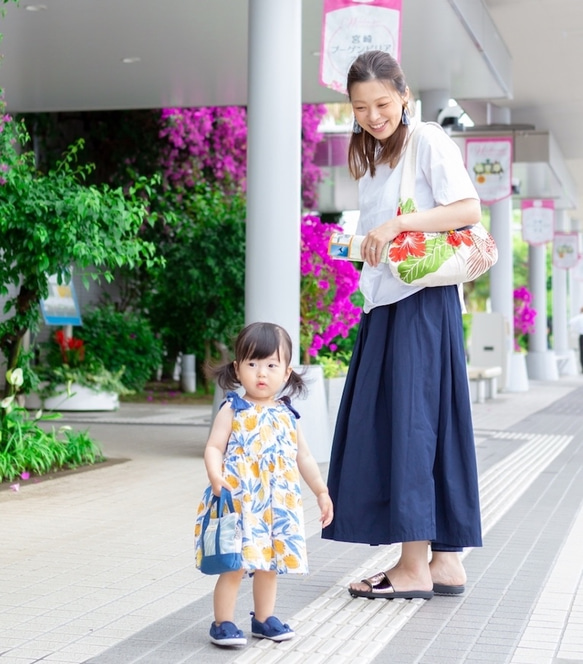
(399, 121), (443, 204)
(201, 488), (236, 556)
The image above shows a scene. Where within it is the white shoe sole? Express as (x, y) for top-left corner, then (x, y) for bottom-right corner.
(252, 631), (295, 642)
(210, 636), (247, 646)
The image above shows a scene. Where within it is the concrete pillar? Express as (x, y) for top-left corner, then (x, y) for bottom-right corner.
(552, 263), (578, 375)
(246, 0), (302, 364)
(489, 197), (528, 390)
(487, 104), (528, 391)
(245, 1), (330, 462)
(526, 244), (558, 379)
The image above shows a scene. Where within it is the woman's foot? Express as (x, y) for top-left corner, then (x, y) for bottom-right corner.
(349, 557), (433, 598)
(429, 551), (467, 594)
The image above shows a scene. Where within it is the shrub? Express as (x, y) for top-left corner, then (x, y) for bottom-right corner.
(75, 304), (164, 391)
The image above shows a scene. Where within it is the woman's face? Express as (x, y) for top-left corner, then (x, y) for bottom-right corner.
(350, 78), (408, 141)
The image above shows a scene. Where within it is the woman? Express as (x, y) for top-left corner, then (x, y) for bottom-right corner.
(322, 50), (482, 600)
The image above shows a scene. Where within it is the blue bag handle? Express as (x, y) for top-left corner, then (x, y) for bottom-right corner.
(201, 488), (235, 556)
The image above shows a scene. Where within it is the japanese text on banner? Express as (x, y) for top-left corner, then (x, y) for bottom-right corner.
(320, 0), (402, 94)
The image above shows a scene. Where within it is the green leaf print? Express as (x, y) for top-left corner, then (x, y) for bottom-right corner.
(397, 235), (458, 284)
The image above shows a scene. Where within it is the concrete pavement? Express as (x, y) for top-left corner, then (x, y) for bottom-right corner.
(1, 376), (583, 663)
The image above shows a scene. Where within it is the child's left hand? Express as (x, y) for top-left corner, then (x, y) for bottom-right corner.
(317, 491), (334, 528)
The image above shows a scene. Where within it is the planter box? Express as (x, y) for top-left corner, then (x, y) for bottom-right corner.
(26, 383), (119, 411)
(324, 375), (346, 435)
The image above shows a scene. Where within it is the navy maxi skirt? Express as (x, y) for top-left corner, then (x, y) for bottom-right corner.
(322, 286), (482, 549)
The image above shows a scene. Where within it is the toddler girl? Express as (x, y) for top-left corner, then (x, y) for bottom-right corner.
(194, 321), (333, 647)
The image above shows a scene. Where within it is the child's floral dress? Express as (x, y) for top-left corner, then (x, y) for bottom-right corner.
(194, 392), (308, 575)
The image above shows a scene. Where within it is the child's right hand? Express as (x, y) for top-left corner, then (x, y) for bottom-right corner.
(210, 476), (233, 497)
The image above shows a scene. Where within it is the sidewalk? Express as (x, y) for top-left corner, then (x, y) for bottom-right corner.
(1, 376), (583, 664)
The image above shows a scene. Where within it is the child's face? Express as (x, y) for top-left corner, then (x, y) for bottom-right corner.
(234, 347), (292, 402)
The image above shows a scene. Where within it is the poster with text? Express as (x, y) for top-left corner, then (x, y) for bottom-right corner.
(320, 0), (402, 94)
(553, 232), (579, 269)
(521, 199), (554, 245)
(465, 137), (513, 204)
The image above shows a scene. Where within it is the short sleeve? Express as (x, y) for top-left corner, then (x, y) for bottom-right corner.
(415, 123), (479, 209)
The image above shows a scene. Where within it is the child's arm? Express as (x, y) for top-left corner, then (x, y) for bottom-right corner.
(204, 402), (235, 496)
(296, 422), (334, 527)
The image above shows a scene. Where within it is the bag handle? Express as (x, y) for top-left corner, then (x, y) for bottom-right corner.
(201, 488), (236, 556)
(399, 121), (443, 204)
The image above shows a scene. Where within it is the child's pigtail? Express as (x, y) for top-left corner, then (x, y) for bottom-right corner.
(282, 368), (308, 400)
(212, 361), (241, 391)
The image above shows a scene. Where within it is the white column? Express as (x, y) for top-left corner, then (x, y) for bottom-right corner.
(526, 244), (558, 379)
(245, 1), (330, 462)
(553, 263), (578, 375)
(246, 0), (302, 364)
(489, 197), (528, 390)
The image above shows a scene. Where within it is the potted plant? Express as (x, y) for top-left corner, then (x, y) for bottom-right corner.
(26, 329), (131, 411)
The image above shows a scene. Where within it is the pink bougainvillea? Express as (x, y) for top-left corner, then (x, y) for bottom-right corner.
(513, 285), (537, 351)
(158, 103), (327, 208)
(300, 214), (361, 362)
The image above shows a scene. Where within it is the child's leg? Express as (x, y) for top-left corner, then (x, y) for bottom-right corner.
(213, 569), (245, 624)
(252, 570), (277, 621)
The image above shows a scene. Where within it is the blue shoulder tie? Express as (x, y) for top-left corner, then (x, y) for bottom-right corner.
(280, 395), (301, 419)
(224, 391), (252, 412)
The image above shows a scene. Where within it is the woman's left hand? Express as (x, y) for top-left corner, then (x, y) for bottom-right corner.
(361, 218), (401, 267)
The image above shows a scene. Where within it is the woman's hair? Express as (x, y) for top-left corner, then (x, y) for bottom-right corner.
(347, 49), (412, 179)
(212, 322), (306, 399)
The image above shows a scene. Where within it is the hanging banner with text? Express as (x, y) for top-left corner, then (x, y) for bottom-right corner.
(521, 199), (555, 245)
(553, 232), (579, 269)
(320, 0), (402, 94)
(465, 137), (513, 205)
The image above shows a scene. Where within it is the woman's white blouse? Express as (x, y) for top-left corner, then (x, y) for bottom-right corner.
(356, 121), (480, 313)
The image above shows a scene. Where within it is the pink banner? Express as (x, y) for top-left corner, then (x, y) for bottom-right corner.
(465, 137), (513, 205)
(553, 232), (580, 269)
(521, 199), (554, 245)
(320, 0), (402, 94)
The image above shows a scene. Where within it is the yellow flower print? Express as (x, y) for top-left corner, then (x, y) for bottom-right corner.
(244, 414), (258, 431)
(194, 522), (202, 537)
(251, 438), (263, 454)
(290, 430), (297, 443)
(285, 492), (297, 510)
(233, 446), (244, 455)
(283, 554), (300, 569)
(233, 498), (242, 513)
(259, 424), (273, 442)
(196, 549), (202, 566)
(250, 460), (260, 478)
(232, 419), (241, 432)
(273, 539), (286, 555)
(262, 509), (272, 525)
(243, 544), (261, 560)
(284, 468), (299, 482)
(225, 474), (239, 490)
(262, 546), (274, 563)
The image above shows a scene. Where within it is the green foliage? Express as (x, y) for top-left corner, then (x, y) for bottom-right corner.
(74, 304), (164, 391)
(141, 182), (246, 371)
(0, 405), (104, 483)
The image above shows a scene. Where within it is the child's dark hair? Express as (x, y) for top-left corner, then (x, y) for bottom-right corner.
(213, 322), (307, 399)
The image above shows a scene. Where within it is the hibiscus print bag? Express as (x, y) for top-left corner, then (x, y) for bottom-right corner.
(328, 123), (498, 287)
(385, 122), (498, 287)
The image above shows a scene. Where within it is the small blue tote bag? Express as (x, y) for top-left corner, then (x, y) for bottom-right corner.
(200, 488), (242, 575)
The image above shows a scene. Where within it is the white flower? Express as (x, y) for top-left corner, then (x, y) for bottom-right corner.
(1, 395), (15, 409)
(6, 368), (23, 387)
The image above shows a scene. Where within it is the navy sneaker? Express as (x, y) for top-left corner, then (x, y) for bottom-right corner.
(250, 611), (295, 641)
(209, 621), (247, 646)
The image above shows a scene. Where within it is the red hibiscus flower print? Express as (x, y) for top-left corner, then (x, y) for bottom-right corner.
(446, 229), (473, 248)
(388, 232), (427, 262)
